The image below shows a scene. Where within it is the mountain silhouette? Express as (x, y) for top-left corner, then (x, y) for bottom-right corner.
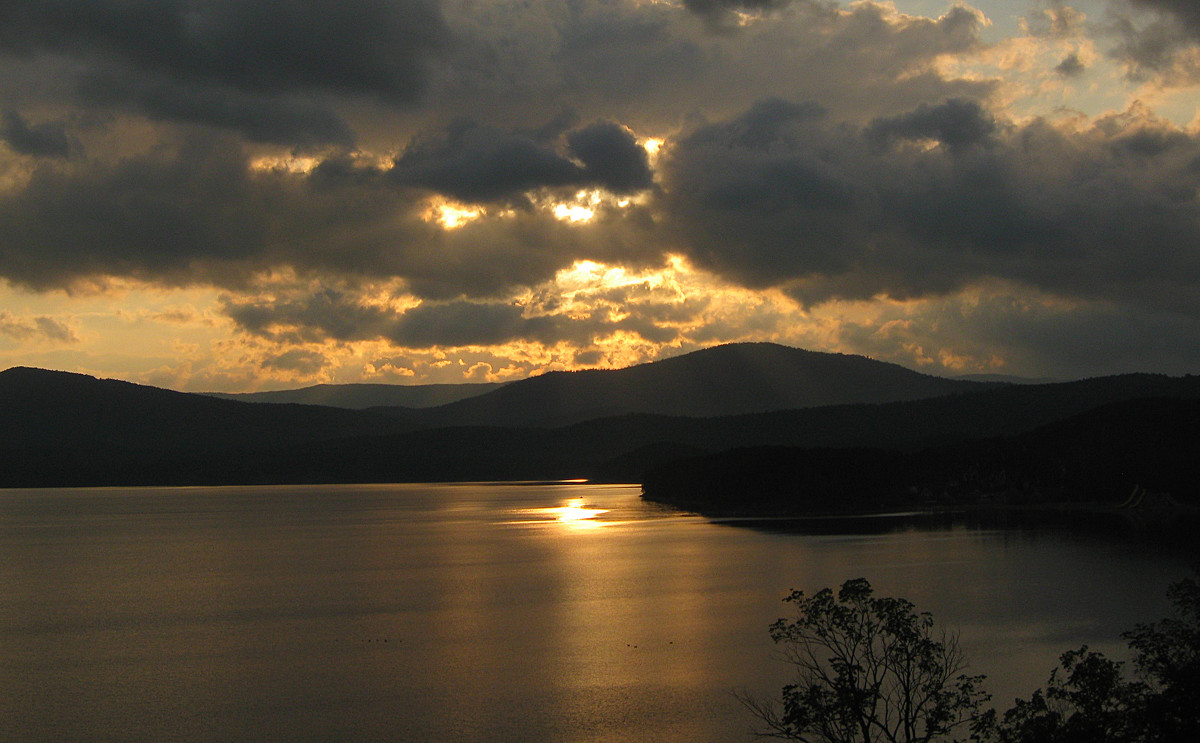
(3, 345), (1198, 490)
(400, 342), (988, 428)
(0, 366), (414, 453)
(640, 395), (1200, 514)
(206, 381), (504, 409)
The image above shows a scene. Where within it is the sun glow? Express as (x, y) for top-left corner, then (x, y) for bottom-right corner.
(423, 200), (485, 229)
(547, 189), (604, 223)
(553, 203), (595, 222)
(248, 155), (321, 174)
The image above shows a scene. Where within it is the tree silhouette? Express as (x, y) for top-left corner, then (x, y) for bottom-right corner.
(986, 572), (1200, 743)
(742, 578), (990, 742)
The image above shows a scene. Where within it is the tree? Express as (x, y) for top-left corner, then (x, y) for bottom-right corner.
(743, 578), (990, 742)
(984, 571), (1200, 743)
(986, 647), (1148, 743)
(1123, 573), (1200, 743)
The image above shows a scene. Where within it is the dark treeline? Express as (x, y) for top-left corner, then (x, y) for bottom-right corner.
(641, 397), (1200, 515)
(4, 359), (1200, 489)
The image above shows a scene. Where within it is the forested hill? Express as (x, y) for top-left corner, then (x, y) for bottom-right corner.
(640, 396), (1200, 515)
(395, 342), (989, 428)
(2, 349), (1199, 490)
(0, 366), (415, 453)
(207, 381), (504, 409)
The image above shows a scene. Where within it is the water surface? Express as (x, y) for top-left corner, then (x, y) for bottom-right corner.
(0, 483), (1189, 742)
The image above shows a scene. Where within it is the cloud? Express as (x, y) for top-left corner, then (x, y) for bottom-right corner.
(866, 98), (998, 151)
(831, 286), (1200, 379)
(429, 0), (991, 134)
(1128, 0), (1200, 34)
(0, 0), (447, 145)
(0, 0), (447, 100)
(0, 135), (277, 289)
(682, 0), (798, 27)
(565, 121), (654, 193)
(223, 288), (686, 350)
(76, 74), (355, 147)
(0, 312), (77, 343)
(660, 98), (1200, 314)
(0, 131), (652, 298)
(261, 348), (329, 376)
(6, 91), (1199, 342)
(1055, 51), (1088, 76)
(1, 110), (74, 157)
(1108, 0), (1200, 84)
(388, 118), (653, 203)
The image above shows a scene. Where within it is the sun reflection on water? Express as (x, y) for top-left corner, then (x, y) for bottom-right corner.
(515, 498), (611, 530)
(555, 498), (608, 524)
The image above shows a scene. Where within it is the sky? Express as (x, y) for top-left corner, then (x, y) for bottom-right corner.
(1, 0), (1199, 391)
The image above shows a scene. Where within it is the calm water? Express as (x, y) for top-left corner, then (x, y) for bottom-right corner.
(0, 483), (1191, 742)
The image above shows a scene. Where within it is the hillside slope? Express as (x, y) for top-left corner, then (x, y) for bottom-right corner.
(207, 381), (504, 409)
(0, 367), (415, 452)
(640, 396), (1200, 514)
(4, 354), (1197, 489)
(405, 342), (989, 428)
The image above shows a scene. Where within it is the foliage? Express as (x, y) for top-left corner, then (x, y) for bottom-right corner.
(984, 647), (1148, 743)
(1121, 573), (1200, 742)
(979, 572), (1200, 743)
(743, 578), (990, 742)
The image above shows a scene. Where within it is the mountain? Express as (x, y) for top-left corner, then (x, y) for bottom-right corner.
(399, 343), (990, 428)
(640, 396), (1200, 515)
(0, 366), (415, 453)
(3, 348), (1198, 490)
(954, 373), (1063, 385)
(232, 371), (1200, 486)
(206, 381), (504, 409)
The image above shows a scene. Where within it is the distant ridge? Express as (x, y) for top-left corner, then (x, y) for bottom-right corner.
(206, 381), (505, 409)
(640, 395), (1200, 514)
(5, 347), (1197, 489)
(0, 366), (414, 452)
(954, 373), (1063, 385)
(404, 343), (990, 428)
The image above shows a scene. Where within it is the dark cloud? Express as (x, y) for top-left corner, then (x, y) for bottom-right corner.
(1109, 0), (1200, 83)
(866, 99), (997, 152)
(431, 0), (989, 135)
(566, 121), (654, 194)
(1055, 52), (1087, 77)
(228, 289), (393, 343)
(77, 74), (355, 147)
(388, 120), (585, 203)
(0, 0), (446, 146)
(261, 348), (328, 375)
(387, 301), (546, 347)
(1, 110), (74, 157)
(660, 102), (866, 287)
(683, 0), (796, 14)
(0, 136), (271, 288)
(683, 0), (798, 25)
(0, 131), (652, 299)
(388, 118), (653, 203)
(1129, 0), (1200, 34)
(225, 290), (683, 349)
(661, 98), (1200, 312)
(6, 94), (1200, 336)
(552, 13), (704, 112)
(0, 0), (446, 101)
(847, 290), (1200, 379)
(707, 98), (827, 150)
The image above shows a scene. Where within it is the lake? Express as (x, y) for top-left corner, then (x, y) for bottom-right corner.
(0, 482), (1191, 742)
